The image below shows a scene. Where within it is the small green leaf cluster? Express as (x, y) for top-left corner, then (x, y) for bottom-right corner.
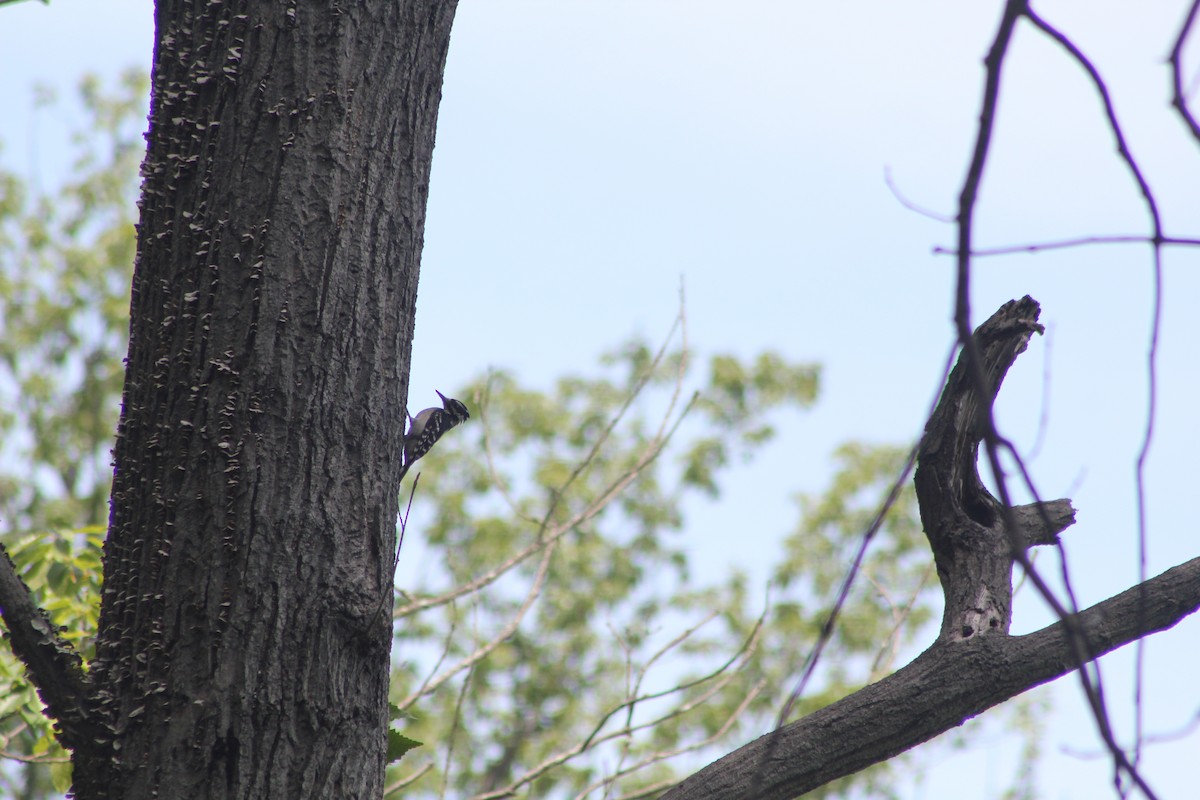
(0, 526), (104, 794)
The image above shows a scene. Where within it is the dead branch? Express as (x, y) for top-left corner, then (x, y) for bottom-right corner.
(915, 296), (1071, 641)
(661, 296), (1200, 800)
(659, 557), (1200, 800)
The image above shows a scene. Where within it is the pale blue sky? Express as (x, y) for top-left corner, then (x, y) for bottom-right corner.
(2, 1), (1198, 798)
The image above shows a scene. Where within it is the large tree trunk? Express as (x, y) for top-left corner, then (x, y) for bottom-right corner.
(75, 2), (457, 796)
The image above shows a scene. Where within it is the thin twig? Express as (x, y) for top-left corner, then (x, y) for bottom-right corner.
(394, 302), (696, 622)
(773, 342), (955, 727)
(1170, 0), (1200, 145)
(439, 660), (476, 800)
(884, 166), (955, 223)
(370, 475), (420, 630)
(481, 666), (762, 800)
(0, 748), (69, 764)
(578, 680), (768, 800)
(397, 601), (463, 715)
(477, 374), (541, 526)
(537, 287), (689, 542)
(384, 763), (433, 796)
(865, 561), (936, 680)
(1023, 8), (1166, 793)
(933, 234), (1200, 257)
(613, 610), (722, 774)
(398, 538), (558, 709)
(610, 587), (772, 788)
(773, 436), (922, 729)
(472, 606), (769, 800)
(952, 0), (1025, 340)
(1024, 322), (1054, 463)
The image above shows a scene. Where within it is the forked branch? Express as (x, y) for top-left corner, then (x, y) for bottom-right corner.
(914, 296), (1075, 642)
(661, 298), (1200, 800)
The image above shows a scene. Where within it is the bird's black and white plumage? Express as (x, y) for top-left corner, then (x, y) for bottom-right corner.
(399, 390), (470, 480)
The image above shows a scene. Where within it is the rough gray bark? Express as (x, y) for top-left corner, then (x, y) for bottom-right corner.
(662, 297), (1200, 800)
(915, 296), (1075, 641)
(0, 1), (455, 797)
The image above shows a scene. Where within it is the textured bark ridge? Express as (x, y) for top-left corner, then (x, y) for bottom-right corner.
(914, 295), (1076, 642)
(0, 2), (459, 795)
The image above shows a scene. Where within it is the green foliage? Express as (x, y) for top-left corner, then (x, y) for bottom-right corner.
(775, 442), (934, 680)
(386, 701), (424, 766)
(0, 527), (103, 789)
(0, 69), (144, 798)
(684, 351), (819, 494)
(0, 69), (1043, 800)
(385, 333), (937, 799)
(0, 69), (145, 532)
(4, 527), (104, 659)
(386, 729), (424, 764)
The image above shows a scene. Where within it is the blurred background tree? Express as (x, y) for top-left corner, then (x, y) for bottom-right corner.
(0, 68), (144, 531)
(0, 73), (1033, 800)
(0, 69), (144, 798)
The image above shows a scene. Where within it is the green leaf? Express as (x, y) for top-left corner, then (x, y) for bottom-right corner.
(50, 760), (73, 794)
(386, 729), (423, 764)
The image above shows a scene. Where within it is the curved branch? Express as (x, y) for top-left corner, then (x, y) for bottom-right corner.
(915, 295), (1061, 642)
(661, 557), (1200, 800)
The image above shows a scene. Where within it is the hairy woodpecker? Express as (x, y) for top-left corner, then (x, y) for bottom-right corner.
(399, 390), (470, 480)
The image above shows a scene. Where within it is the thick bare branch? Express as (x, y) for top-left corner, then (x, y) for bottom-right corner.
(915, 295), (1064, 641)
(0, 545), (101, 754)
(661, 557), (1200, 800)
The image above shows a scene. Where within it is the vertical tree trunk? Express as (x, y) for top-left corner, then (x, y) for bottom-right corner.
(78, 2), (458, 796)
